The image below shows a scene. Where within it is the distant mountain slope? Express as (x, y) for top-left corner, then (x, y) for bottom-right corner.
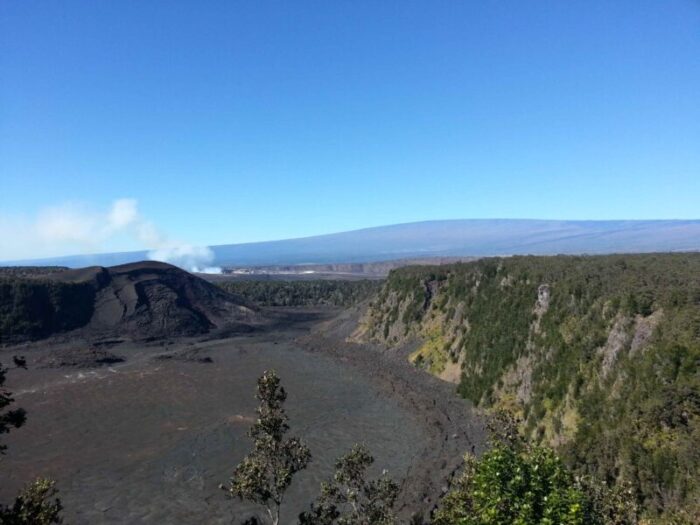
(0, 261), (258, 344)
(4, 219), (700, 268)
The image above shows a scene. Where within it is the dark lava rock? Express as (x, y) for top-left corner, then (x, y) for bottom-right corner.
(153, 348), (214, 364)
(38, 347), (125, 369)
(1, 261), (262, 344)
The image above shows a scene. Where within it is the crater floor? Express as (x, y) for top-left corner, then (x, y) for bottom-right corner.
(1, 308), (484, 524)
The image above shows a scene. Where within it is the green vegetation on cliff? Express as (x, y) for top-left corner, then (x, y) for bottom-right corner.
(434, 411), (640, 525)
(358, 254), (700, 522)
(218, 279), (381, 307)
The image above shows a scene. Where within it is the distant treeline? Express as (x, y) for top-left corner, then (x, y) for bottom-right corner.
(0, 266), (67, 278)
(217, 279), (381, 307)
(0, 278), (95, 344)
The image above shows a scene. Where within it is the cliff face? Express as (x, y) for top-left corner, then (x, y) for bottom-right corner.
(355, 254), (700, 519)
(0, 278), (96, 343)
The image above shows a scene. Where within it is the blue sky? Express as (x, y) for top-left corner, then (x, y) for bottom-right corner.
(1, 1), (699, 258)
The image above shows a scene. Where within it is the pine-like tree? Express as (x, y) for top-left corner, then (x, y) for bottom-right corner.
(299, 444), (399, 525)
(222, 370), (311, 525)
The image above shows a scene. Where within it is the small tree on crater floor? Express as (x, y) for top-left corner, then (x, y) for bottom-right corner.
(222, 370), (311, 525)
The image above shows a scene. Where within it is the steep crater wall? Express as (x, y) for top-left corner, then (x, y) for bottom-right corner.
(355, 253), (700, 519)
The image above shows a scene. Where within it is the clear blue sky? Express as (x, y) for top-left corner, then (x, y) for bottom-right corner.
(1, 1), (699, 257)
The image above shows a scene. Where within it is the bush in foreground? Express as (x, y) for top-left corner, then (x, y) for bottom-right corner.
(1, 358), (63, 524)
(299, 443), (399, 525)
(0, 479), (63, 525)
(433, 411), (640, 525)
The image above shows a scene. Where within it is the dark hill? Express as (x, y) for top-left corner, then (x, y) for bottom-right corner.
(0, 261), (258, 344)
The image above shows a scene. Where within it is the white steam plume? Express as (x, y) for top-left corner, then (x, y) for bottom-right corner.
(0, 198), (221, 273)
(147, 244), (220, 274)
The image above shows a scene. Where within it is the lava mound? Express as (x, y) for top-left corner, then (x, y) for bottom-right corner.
(1, 261), (259, 344)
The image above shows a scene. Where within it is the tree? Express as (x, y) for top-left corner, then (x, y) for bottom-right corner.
(575, 475), (639, 525)
(0, 479), (63, 525)
(0, 358), (27, 455)
(299, 444), (399, 525)
(433, 410), (639, 525)
(433, 446), (587, 525)
(222, 370), (311, 525)
(0, 358), (63, 524)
